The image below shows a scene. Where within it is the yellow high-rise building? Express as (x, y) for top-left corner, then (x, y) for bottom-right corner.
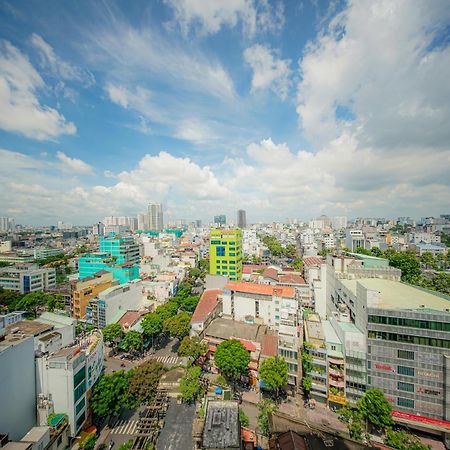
(209, 229), (243, 281)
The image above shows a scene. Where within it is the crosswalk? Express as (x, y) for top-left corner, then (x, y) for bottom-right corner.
(111, 420), (138, 435)
(149, 355), (180, 365)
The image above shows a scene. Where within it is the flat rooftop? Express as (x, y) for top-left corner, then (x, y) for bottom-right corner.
(305, 314), (324, 345)
(322, 320), (341, 345)
(203, 401), (240, 449)
(6, 320), (53, 336)
(341, 278), (450, 312)
(205, 318), (267, 343)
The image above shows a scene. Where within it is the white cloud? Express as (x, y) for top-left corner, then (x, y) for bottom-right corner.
(0, 40), (76, 140)
(297, 0), (450, 148)
(56, 151), (94, 175)
(244, 44), (291, 99)
(30, 33), (95, 86)
(105, 83), (129, 108)
(164, 0), (284, 37)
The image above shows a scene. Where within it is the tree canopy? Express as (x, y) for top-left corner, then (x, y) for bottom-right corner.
(384, 429), (431, 450)
(91, 371), (130, 417)
(163, 311), (192, 340)
(127, 360), (165, 406)
(214, 339), (250, 381)
(259, 356), (288, 395)
(357, 388), (393, 430)
(102, 323), (123, 343)
(257, 399), (277, 437)
(179, 366), (202, 403)
(15, 292), (55, 317)
(177, 336), (208, 359)
(141, 313), (164, 337)
(122, 331), (143, 352)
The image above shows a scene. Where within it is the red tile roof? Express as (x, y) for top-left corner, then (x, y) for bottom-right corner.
(303, 256), (324, 267)
(262, 267), (279, 280)
(242, 264), (267, 274)
(239, 339), (257, 352)
(261, 334), (278, 357)
(191, 289), (222, 323)
(278, 274), (306, 285)
(118, 310), (146, 329)
(224, 281), (295, 298)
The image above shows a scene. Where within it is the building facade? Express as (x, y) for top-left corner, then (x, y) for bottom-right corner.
(148, 203), (163, 232)
(0, 264), (56, 294)
(237, 210), (247, 229)
(209, 229), (243, 281)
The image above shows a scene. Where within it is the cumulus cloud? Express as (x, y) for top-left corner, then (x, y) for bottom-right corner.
(56, 151), (94, 175)
(0, 40), (76, 140)
(297, 0), (450, 149)
(30, 33), (95, 86)
(164, 0), (284, 37)
(244, 44), (291, 99)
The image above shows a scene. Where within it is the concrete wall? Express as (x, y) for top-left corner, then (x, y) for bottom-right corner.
(0, 336), (36, 440)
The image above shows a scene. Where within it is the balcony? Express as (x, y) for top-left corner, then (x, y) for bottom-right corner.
(329, 367), (344, 377)
(329, 378), (345, 389)
(328, 392), (346, 405)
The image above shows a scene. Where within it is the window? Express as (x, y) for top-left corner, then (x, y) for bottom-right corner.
(76, 397), (86, 415)
(74, 380), (86, 402)
(368, 315), (450, 332)
(398, 381), (414, 392)
(398, 350), (415, 360)
(74, 368), (86, 388)
(216, 246), (225, 257)
(331, 345), (336, 351)
(397, 366), (414, 377)
(397, 397), (414, 408)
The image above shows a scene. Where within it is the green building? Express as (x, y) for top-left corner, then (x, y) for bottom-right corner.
(209, 229), (243, 281)
(100, 233), (140, 265)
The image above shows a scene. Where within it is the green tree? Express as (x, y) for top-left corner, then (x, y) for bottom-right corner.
(122, 331), (143, 352)
(127, 360), (165, 406)
(302, 376), (312, 393)
(141, 313), (164, 337)
(180, 295), (200, 312)
(292, 257), (303, 271)
(188, 268), (201, 279)
(47, 294), (65, 312)
(370, 247), (383, 257)
(430, 272), (450, 295)
(155, 301), (178, 321)
(386, 251), (421, 282)
(420, 252), (437, 270)
(102, 323), (123, 344)
(163, 311), (192, 340)
(257, 399), (276, 437)
(15, 292), (54, 317)
(0, 287), (23, 310)
(177, 336), (208, 359)
(239, 409), (249, 427)
(384, 429), (431, 450)
(79, 433), (97, 450)
(91, 371), (130, 417)
(259, 356), (288, 398)
(357, 389), (393, 431)
(355, 246), (371, 256)
(199, 258), (209, 272)
(339, 405), (367, 442)
(214, 339), (250, 381)
(118, 440), (134, 450)
(180, 366), (202, 403)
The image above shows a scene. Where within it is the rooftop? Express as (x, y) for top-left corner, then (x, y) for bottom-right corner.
(191, 289), (222, 323)
(278, 274), (306, 285)
(340, 278), (450, 312)
(205, 317), (267, 343)
(261, 333), (278, 357)
(224, 281), (295, 298)
(21, 427), (49, 443)
(6, 320), (53, 336)
(118, 310), (146, 329)
(203, 401), (240, 449)
(322, 320), (341, 345)
(303, 256), (324, 267)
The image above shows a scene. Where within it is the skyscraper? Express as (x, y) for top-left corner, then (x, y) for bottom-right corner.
(237, 210), (246, 229)
(214, 215), (226, 226)
(148, 202), (163, 231)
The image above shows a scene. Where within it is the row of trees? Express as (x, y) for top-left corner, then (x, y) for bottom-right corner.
(260, 235), (297, 259)
(355, 247), (450, 295)
(0, 289), (65, 317)
(340, 389), (430, 449)
(91, 360), (166, 416)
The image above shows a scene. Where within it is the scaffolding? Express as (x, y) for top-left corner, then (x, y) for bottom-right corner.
(132, 389), (169, 450)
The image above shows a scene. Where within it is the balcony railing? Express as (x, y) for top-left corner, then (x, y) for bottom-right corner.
(328, 393), (346, 405)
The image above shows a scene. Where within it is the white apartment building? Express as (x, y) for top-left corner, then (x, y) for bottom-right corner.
(35, 331), (103, 437)
(331, 216), (348, 230)
(303, 257), (327, 319)
(322, 233), (336, 249)
(407, 232), (441, 245)
(345, 229), (365, 251)
(222, 281), (300, 385)
(86, 280), (145, 328)
(0, 333), (36, 440)
(0, 264), (56, 294)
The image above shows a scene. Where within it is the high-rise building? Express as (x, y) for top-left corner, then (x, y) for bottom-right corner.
(0, 217), (14, 232)
(100, 234), (140, 265)
(148, 203), (163, 232)
(237, 210), (246, 229)
(214, 215), (226, 226)
(92, 222), (105, 236)
(209, 229), (243, 281)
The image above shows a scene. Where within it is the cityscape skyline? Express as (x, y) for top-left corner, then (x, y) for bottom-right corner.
(1, 1), (449, 224)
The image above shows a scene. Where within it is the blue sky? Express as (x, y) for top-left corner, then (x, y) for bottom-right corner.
(0, 0), (449, 225)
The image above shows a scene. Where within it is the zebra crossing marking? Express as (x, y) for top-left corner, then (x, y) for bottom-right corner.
(111, 420), (138, 435)
(149, 355), (180, 365)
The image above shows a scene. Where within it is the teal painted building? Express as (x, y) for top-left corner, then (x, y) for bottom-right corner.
(79, 234), (140, 284)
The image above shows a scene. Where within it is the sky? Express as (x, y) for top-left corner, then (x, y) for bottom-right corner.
(0, 0), (449, 225)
